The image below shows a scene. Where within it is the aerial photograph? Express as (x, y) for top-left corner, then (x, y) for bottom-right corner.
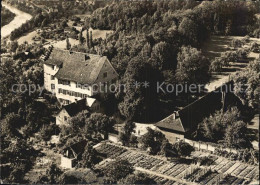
(0, 0), (259, 184)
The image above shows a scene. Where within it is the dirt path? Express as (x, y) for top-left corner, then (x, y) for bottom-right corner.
(135, 167), (197, 185)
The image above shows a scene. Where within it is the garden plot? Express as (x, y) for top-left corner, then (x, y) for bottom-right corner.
(95, 143), (257, 184)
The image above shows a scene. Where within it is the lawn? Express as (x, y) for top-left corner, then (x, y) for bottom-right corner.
(17, 31), (39, 45)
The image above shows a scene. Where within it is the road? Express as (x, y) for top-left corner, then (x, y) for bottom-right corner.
(1, 2), (32, 38)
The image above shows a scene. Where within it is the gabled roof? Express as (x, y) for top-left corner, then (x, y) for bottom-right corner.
(86, 97), (96, 107)
(63, 140), (88, 159)
(58, 97), (98, 117)
(156, 115), (185, 133)
(44, 48), (113, 84)
(156, 82), (240, 134)
(63, 98), (89, 117)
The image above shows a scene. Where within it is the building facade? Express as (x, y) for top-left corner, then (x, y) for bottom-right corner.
(43, 48), (118, 105)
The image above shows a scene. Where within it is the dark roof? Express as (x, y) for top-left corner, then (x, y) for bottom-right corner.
(156, 82), (240, 134)
(63, 140), (88, 158)
(63, 98), (89, 117)
(156, 115), (185, 133)
(44, 48), (109, 84)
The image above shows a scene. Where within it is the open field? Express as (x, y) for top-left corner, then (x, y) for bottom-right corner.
(18, 27), (113, 49)
(17, 31), (38, 45)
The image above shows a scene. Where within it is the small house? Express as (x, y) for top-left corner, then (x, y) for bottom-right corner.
(60, 140), (87, 169)
(56, 97), (100, 125)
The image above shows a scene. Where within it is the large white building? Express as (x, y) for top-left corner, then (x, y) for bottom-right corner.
(43, 48), (118, 105)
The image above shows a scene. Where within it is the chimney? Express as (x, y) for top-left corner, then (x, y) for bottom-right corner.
(172, 111), (179, 120)
(173, 112), (176, 119)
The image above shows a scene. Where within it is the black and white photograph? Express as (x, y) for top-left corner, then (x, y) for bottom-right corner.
(0, 0), (259, 184)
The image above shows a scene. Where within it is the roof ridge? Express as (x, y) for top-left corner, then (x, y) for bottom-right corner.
(53, 47), (101, 57)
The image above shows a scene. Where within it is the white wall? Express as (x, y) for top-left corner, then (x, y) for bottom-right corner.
(55, 79), (94, 104)
(43, 64), (59, 92)
(60, 156), (74, 169)
(56, 109), (70, 126)
(44, 58), (118, 105)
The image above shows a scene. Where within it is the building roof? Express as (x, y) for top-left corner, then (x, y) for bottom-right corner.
(86, 97), (96, 107)
(156, 115), (185, 133)
(156, 82), (241, 134)
(63, 98), (89, 117)
(63, 140), (88, 159)
(58, 97), (98, 117)
(44, 48), (109, 84)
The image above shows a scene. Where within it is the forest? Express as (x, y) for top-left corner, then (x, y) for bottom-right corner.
(81, 0), (259, 122)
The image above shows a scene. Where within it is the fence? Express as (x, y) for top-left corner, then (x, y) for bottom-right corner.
(183, 138), (238, 154)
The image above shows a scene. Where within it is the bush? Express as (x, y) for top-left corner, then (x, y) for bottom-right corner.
(101, 159), (134, 183)
(210, 58), (223, 72)
(230, 38), (243, 48)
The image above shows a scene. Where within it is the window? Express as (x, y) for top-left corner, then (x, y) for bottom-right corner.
(62, 89), (67, 95)
(64, 116), (67, 121)
(51, 75), (55, 80)
(51, 84), (55, 90)
(52, 65), (55, 70)
(58, 79), (70, 86)
(58, 88), (62, 93)
(103, 72), (107, 78)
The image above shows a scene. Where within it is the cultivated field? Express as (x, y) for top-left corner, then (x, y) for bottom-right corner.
(94, 142), (259, 184)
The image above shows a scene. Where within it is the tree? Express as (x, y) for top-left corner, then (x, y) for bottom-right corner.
(220, 51), (238, 66)
(232, 60), (260, 110)
(79, 29), (84, 45)
(46, 163), (63, 184)
(150, 41), (171, 70)
(58, 173), (79, 184)
(80, 142), (98, 168)
(175, 46), (210, 85)
(139, 128), (166, 155)
(123, 120), (136, 135)
(129, 134), (138, 148)
(172, 140), (194, 157)
(159, 140), (176, 157)
(119, 120), (137, 146)
(66, 37), (71, 50)
(210, 58), (223, 72)
(1, 139), (36, 183)
(224, 120), (252, 149)
(39, 122), (60, 142)
(196, 107), (242, 142)
(1, 113), (23, 137)
(89, 31), (93, 48)
(250, 42), (259, 53)
(178, 18), (198, 46)
(84, 113), (115, 139)
(10, 41), (18, 53)
(119, 173), (157, 184)
(102, 159), (134, 183)
(231, 38), (243, 48)
(86, 28), (89, 48)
